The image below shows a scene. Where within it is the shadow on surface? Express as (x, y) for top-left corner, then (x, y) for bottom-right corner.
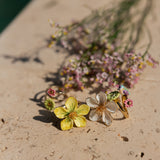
(1, 40), (67, 66)
(30, 90), (46, 108)
(2, 46), (46, 64)
(30, 90), (61, 130)
(33, 109), (61, 130)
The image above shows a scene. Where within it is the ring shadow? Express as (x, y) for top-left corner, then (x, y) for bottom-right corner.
(33, 110), (61, 130)
(30, 90), (61, 130)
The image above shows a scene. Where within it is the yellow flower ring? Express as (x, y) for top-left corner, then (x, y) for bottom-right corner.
(54, 97), (90, 130)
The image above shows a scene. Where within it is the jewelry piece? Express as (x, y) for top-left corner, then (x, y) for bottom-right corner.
(54, 97), (90, 130)
(46, 87), (68, 102)
(116, 95), (129, 119)
(86, 92), (118, 126)
(44, 87), (83, 110)
(43, 85), (133, 130)
(107, 85), (133, 119)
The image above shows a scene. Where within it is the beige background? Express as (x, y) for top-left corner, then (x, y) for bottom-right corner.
(0, 0), (160, 159)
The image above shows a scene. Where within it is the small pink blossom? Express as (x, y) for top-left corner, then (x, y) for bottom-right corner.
(101, 72), (108, 79)
(124, 99), (133, 108)
(47, 88), (56, 97)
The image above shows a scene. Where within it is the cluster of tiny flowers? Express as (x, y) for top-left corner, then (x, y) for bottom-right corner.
(48, 19), (68, 48)
(48, 3), (159, 92)
(60, 49), (158, 91)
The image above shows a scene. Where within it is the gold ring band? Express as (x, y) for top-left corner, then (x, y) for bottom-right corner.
(117, 101), (129, 118)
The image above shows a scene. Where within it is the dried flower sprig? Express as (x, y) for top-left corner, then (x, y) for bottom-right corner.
(48, 0), (158, 93)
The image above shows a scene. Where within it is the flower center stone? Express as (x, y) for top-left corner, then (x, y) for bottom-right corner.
(48, 102), (52, 106)
(69, 112), (77, 119)
(96, 106), (106, 114)
(127, 101), (131, 105)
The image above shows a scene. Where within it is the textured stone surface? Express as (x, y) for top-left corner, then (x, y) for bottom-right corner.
(0, 0), (160, 159)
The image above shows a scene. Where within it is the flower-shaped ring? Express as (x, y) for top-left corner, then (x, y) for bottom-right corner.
(107, 90), (129, 119)
(86, 92), (118, 126)
(46, 88), (68, 103)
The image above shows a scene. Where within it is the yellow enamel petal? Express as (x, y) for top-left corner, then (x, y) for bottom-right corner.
(54, 107), (68, 119)
(65, 97), (78, 112)
(76, 104), (90, 116)
(61, 117), (73, 130)
(74, 116), (86, 128)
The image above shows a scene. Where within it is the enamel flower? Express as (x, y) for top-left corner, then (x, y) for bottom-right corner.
(124, 99), (133, 107)
(118, 85), (129, 96)
(107, 88), (132, 118)
(86, 92), (118, 126)
(47, 88), (56, 97)
(54, 97), (90, 130)
(44, 98), (55, 111)
(107, 91), (120, 101)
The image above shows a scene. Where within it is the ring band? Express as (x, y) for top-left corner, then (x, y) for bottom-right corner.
(117, 94), (129, 118)
(117, 101), (129, 118)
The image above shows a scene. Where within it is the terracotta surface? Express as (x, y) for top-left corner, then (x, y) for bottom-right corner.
(0, 0), (160, 159)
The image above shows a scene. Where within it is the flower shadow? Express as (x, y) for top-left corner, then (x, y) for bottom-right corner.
(33, 109), (61, 130)
(113, 117), (125, 121)
(30, 90), (46, 108)
(30, 90), (62, 130)
(1, 46), (46, 65)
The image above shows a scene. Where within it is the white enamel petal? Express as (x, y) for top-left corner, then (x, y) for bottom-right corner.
(89, 109), (101, 122)
(86, 97), (98, 108)
(96, 92), (107, 105)
(102, 111), (113, 126)
(106, 101), (118, 113)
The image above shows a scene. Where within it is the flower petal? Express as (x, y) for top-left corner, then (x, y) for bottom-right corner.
(96, 92), (107, 105)
(74, 116), (86, 127)
(54, 107), (68, 119)
(106, 101), (118, 113)
(102, 111), (113, 126)
(107, 91), (120, 101)
(65, 97), (78, 112)
(76, 104), (90, 116)
(61, 117), (73, 130)
(89, 109), (101, 122)
(86, 97), (98, 108)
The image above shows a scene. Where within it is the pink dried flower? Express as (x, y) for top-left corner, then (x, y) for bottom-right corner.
(101, 72), (108, 79)
(146, 54), (159, 68)
(47, 88), (56, 97)
(124, 99), (133, 108)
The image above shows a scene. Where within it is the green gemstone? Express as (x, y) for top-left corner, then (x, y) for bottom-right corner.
(107, 91), (120, 101)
